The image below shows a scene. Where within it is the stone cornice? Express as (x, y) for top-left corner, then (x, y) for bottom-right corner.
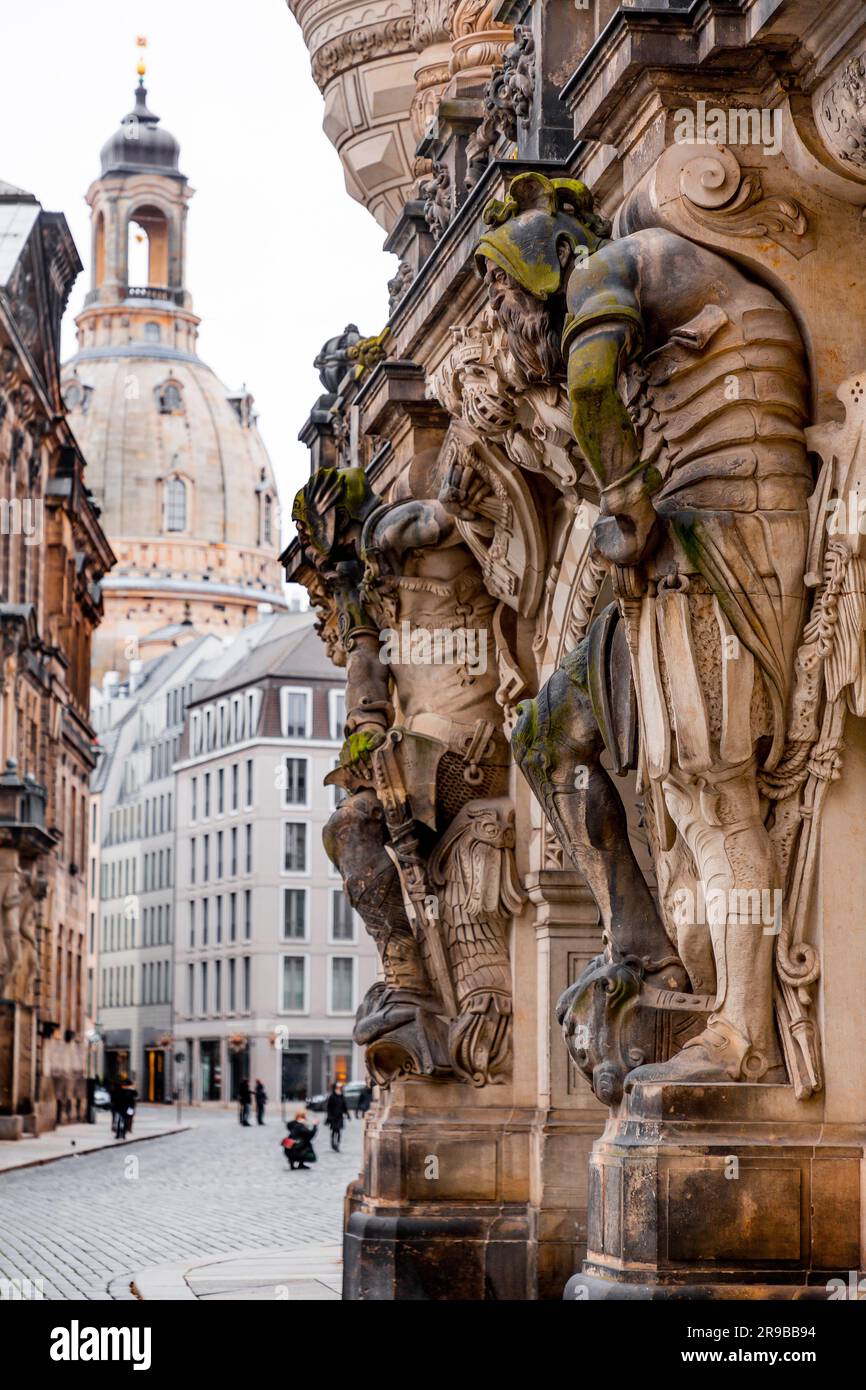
(310, 15), (414, 87)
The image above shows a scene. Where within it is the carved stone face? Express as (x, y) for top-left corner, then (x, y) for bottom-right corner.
(483, 260), (563, 383)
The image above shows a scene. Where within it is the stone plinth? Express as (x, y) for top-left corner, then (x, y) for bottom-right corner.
(343, 1082), (536, 1300)
(566, 1082), (863, 1300)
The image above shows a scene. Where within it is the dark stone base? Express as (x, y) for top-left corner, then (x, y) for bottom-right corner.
(565, 1273), (834, 1301)
(343, 1208), (532, 1301)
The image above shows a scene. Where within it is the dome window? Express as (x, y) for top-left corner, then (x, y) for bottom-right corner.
(156, 380), (184, 414)
(62, 379), (92, 414)
(143, 321), (161, 343)
(164, 476), (187, 533)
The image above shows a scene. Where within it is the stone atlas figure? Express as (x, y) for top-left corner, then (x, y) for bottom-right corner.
(292, 456), (522, 1088)
(474, 171), (819, 1100)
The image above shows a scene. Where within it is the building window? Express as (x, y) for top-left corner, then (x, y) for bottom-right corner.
(203, 835), (210, 882)
(229, 891), (237, 942)
(230, 825), (238, 877)
(204, 772), (211, 819)
(245, 759), (253, 808)
(200, 961), (208, 1016)
(231, 763), (238, 811)
(330, 759), (347, 811)
(202, 898), (209, 947)
(144, 321), (161, 343)
(228, 957), (236, 1012)
(189, 900), (195, 948)
(283, 889), (306, 941)
(281, 956), (307, 1012)
(331, 890), (355, 942)
(283, 823), (307, 874)
(214, 960), (222, 1014)
(190, 837), (196, 886)
(242, 956), (250, 1011)
(245, 824), (252, 875)
(187, 963), (194, 1014)
(329, 689), (346, 742)
(157, 380), (183, 412)
(216, 895), (223, 944)
(283, 757), (308, 806)
(329, 957), (356, 1014)
(217, 767), (224, 814)
(244, 889), (251, 940)
(281, 689), (309, 739)
(164, 476), (187, 532)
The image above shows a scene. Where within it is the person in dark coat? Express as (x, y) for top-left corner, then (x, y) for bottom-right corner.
(324, 1083), (350, 1151)
(115, 1079), (137, 1139)
(110, 1079), (125, 1139)
(254, 1079), (267, 1125)
(283, 1111), (317, 1169)
(238, 1077), (252, 1126)
(356, 1082), (373, 1118)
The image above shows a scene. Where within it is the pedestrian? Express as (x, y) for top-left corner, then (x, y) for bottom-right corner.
(282, 1110), (317, 1169)
(120, 1079), (137, 1136)
(254, 1078), (267, 1125)
(238, 1077), (252, 1126)
(356, 1080), (373, 1119)
(324, 1082), (350, 1152)
(110, 1078), (124, 1139)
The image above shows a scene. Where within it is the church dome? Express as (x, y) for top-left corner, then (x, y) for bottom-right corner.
(65, 75), (285, 679)
(99, 83), (181, 177)
(61, 345), (280, 576)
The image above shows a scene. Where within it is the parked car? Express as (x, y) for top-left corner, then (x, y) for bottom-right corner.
(93, 1085), (111, 1110)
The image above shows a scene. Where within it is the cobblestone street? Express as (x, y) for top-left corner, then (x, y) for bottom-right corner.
(0, 1107), (361, 1300)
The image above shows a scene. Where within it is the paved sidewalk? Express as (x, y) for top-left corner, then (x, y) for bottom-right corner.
(127, 1242), (342, 1301)
(0, 1105), (193, 1174)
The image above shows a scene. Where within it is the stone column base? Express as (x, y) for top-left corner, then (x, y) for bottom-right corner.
(344, 1206), (533, 1300)
(569, 1081), (863, 1298)
(342, 1083), (536, 1300)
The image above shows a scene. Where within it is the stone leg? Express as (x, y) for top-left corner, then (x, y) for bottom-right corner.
(512, 639), (672, 963)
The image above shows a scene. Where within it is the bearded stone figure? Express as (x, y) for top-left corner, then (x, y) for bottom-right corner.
(478, 171), (816, 1099)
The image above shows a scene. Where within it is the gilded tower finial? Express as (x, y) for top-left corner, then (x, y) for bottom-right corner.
(136, 34), (147, 83)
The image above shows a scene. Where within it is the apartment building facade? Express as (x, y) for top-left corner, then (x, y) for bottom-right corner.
(172, 612), (373, 1105)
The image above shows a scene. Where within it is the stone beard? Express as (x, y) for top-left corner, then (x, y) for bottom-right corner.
(484, 265), (563, 383)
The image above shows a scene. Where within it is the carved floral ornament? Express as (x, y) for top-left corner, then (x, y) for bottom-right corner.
(815, 46), (866, 175)
(309, 16), (414, 88)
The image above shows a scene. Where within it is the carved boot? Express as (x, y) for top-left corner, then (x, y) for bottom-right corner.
(624, 1015), (787, 1087)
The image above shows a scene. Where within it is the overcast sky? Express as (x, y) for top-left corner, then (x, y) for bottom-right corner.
(0, 0), (392, 538)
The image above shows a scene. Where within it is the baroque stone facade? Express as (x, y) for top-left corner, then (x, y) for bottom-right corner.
(0, 182), (114, 1136)
(283, 0), (866, 1299)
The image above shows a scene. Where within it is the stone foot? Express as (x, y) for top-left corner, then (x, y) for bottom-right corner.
(625, 1017), (787, 1088)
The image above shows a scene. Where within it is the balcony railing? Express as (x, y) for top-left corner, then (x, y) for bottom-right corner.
(126, 285), (182, 304)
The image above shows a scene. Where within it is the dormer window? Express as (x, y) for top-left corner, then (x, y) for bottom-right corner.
(164, 476), (187, 532)
(156, 380), (184, 414)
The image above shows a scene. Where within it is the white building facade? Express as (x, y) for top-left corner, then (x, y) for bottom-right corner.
(172, 615), (375, 1106)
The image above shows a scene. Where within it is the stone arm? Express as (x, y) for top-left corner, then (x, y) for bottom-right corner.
(564, 245), (659, 567)
(365, 497), (464, 566)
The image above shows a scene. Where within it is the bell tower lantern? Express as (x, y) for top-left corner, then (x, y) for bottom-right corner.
(75, 46), (199, 357)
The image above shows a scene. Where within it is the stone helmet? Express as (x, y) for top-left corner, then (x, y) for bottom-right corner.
(474, 171), (611, 299)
